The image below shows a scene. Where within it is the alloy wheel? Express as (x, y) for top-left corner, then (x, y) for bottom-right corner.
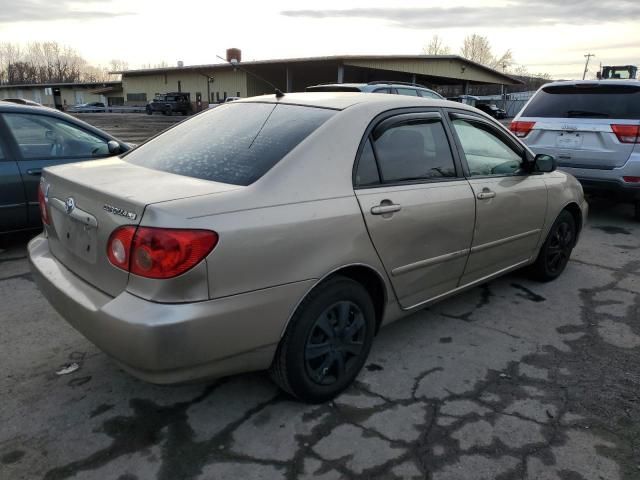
(545, 221), (574, 274)
(304, 301), (366, 386)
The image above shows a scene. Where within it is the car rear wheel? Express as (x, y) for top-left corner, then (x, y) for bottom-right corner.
(529, 210), (576, 281)
(270, 276), (376, 403)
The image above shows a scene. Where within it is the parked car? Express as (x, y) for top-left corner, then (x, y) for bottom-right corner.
(307, 81), (444, 99)
(476, 103), (507, 119)
(0, 102), (130, 233)
(2, 98), (43, 107)
(29, 93), (586, 403)
(67, 102), (106, 113)
(511, 80), (640, 219)
(146, 92), (192, 116)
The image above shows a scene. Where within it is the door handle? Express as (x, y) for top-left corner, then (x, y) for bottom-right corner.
(26, 168), (43, 176)
(371, 203), (402, 215)
(476, 189), (496, 200)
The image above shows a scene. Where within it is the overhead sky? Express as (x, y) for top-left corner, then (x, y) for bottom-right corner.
(1, 0), (638, 79)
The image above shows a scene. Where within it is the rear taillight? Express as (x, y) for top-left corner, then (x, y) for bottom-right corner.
(107, 226), (218, 279)
(623, 176), (640, 183)
(509, 121), (536, 138)
(38, 181), (50, 225)
(611, 124), (640, 144)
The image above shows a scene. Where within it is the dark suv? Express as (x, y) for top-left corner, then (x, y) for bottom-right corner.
(0, 102), (130, 233)
(306, 81), (444, 99)
(146, 92), (192, 116)
(476, 103), (507, 119)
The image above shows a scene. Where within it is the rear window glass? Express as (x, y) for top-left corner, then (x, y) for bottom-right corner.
(125, 103), (335, 185)
(522, 84), (640, 119)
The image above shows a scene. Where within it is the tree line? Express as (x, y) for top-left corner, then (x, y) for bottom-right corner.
(423, 33), (551, 87)
(0, 41), (128, 85)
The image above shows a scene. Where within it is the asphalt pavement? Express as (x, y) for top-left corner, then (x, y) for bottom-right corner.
(1, 198), (639, 480)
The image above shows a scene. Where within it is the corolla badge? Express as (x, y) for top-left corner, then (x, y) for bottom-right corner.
(103, 204), (137, 220)
(64, 197), (76, 214)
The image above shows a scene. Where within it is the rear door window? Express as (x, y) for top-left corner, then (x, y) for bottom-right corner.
(371, 119), (456, 183)
(355, 139), (380, 186)
(418, 90), (442, 99)
(125, 103), (335, 186)
(522, 84), (640, 119)
(396, 88), (420, 97)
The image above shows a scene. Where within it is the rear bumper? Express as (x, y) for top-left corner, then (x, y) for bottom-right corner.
(559, 156), (640, 202)
(28, 234), (314, 383)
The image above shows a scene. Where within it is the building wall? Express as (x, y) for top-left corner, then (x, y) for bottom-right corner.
(343, 58), (510, 85)
(0, 86), (121, 108)
(122, 69), (247, 104)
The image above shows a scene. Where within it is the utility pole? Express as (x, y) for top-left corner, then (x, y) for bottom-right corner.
(583, 53), (595, 80)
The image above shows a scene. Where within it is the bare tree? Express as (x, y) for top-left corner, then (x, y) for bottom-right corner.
(460, 34), (513, 70)
(423, 35), (451, 55)
(0, 41), (113, 85)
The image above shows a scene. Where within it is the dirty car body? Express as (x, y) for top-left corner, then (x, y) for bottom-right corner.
(29, 93), (587, 402)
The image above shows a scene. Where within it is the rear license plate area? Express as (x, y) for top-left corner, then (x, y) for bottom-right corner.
(53, 211), (97, 263)
(556, 132), (583, 149)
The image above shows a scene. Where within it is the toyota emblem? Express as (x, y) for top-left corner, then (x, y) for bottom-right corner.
(64, 197), (76, 214)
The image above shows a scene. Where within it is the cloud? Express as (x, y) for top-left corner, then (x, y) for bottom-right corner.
(281, 1), (640, 28)
(0, 0), (133, 23)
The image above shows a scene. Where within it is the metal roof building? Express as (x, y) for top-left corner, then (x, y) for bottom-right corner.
(117, 54), (521, 106)
(0, 81), (123, 109)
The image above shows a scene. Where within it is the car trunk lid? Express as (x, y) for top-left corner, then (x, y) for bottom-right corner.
(43, 157), (239, 297)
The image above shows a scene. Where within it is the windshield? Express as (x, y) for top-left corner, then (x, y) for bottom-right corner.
(522, 84), (640, 119)
(125, 102), (336, 185)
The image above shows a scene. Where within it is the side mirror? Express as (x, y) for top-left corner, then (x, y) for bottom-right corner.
(534, 154), (557, 173)
(107, 140), (122, 155)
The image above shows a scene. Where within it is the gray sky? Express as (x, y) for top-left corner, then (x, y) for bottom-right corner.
(1, 0), (638, 79)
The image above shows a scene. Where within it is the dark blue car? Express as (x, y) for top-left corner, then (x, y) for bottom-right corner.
(0, 101), (130, 233)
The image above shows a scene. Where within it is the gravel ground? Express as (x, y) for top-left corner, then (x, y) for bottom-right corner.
(0, 197), (638, 480)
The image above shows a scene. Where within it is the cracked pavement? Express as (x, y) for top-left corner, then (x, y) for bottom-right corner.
(1, 198), (639, 479)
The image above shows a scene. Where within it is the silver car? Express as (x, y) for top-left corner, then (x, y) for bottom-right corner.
(29, 93), (587, 403)
(511, 80), (640, 219)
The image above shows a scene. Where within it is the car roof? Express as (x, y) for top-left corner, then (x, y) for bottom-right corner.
(540, 79), (640, 88)
(309, 82), (438, 91)
(0, 101), (120, 141)
(0, 101), (58, 113)
(236, 91), (469, 111)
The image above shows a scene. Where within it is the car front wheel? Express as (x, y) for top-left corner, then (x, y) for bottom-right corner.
(270, 276), (376, 403)
(529, 210), (576, 281)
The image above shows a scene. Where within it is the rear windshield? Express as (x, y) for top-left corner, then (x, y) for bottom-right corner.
(125, 103), (335, 185)
(522, 84), (640, 119)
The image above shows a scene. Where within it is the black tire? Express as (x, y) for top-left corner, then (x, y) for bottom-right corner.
(270, 276), (376, 403)
(529, 210), (576, 281)
(165, 107), (172, 116)
(146, 107), (153, 115)
(634, 201), (640, 222)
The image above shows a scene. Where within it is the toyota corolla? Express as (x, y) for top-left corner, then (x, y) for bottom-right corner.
(29, 93), (587, 403)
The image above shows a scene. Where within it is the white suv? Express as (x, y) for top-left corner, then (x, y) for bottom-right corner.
(511, 80), (640, 219)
